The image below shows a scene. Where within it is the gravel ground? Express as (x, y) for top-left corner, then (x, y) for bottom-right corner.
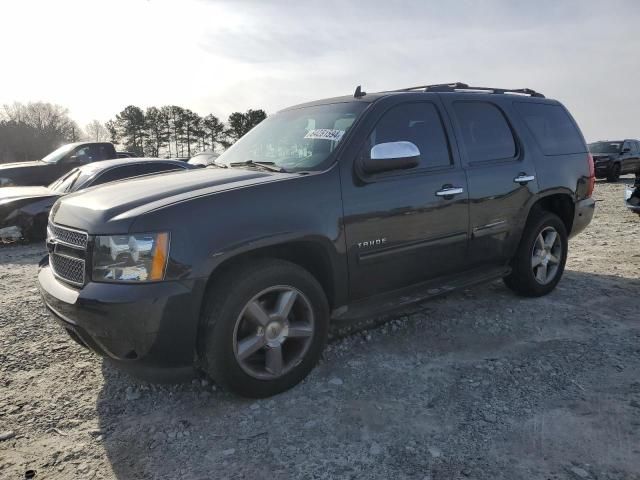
(1, 177), (639, 480)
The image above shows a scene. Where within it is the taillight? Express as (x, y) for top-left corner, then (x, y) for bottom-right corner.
(586, 153), (595, 197)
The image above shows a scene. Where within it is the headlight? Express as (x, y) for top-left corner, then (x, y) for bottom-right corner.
(92, 232), (170, 282)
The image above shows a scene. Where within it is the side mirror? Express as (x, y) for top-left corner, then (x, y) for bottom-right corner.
(363, 141), (420, 174)
(622, 147), (631, 153)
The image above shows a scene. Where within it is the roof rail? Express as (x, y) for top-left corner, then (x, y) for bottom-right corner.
(390, 82), (545, 98)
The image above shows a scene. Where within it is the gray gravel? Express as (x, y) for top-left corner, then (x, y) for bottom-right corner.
(1, 178), (639, 480)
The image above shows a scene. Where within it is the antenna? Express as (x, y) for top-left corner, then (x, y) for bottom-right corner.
(354, 85), (366, 98)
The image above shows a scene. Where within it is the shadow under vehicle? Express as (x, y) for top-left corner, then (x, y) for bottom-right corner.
(0, 158), (192, 241)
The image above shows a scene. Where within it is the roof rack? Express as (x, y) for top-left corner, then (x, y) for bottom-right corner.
(389, 82), (545, 98)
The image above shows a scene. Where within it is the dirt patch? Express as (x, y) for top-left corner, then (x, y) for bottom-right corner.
(1, 177), (639, 479)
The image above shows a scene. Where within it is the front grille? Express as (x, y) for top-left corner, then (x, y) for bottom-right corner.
(51, 253), (85, 285)
(48, 223), (88, 249)
(48, 222), (88, 286)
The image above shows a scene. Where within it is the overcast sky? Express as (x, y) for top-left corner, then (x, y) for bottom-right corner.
(0, 0), (638, 141)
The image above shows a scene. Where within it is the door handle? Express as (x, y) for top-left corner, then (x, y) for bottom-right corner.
(435, 187), (464, 197)
(514, 174), (535, 185)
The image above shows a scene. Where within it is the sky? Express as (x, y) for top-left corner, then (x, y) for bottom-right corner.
(0, 0), (638, 142)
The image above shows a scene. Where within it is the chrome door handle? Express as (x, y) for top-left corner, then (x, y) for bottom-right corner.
(514, 174), (535, 184)
(435, 187), (464, 197)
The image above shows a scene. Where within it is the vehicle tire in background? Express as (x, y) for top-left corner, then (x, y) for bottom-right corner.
(504, 209), (568, 297)
(606, 163), (621, 182)
(198, 259), (329, 398)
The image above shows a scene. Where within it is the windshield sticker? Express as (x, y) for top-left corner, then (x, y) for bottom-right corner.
(304, 129), (345, 141)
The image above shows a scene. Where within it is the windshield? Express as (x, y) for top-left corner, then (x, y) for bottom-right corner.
(189, 153), (218, 166)
(41, 143), (76, 164)
(48, 168), (90, 193)
(589, 142), (622, 154)
(216, 102), (369, 172)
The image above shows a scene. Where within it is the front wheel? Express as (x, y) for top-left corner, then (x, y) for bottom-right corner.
(198, 259), (329, 398)
(504, 210), (568, 297)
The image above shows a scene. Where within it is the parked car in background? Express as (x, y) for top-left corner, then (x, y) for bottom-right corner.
(589, 139), (640, 182)
(39, 83), (595, 397)
(0, 142), (122, 187)
(116, 151), (138, 158)
(0, 158), (192, 241)
(188, 150), (221, 168)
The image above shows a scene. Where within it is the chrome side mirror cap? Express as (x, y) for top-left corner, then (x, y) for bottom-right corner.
(363, 141), (420, 174)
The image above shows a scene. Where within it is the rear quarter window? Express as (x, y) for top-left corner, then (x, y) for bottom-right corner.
(453, 102), (516, 163)
(514, 102), (585, 156)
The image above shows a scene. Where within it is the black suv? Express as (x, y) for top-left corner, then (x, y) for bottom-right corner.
(589, 139), (640, 182)
(38, 83), (595, 397)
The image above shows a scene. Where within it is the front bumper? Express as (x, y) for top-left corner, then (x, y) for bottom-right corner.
(38, 258), (204, 380)
(569, 197), (596, 238)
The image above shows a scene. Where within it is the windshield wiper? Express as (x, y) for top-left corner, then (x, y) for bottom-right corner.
(228, 160), (287, 173)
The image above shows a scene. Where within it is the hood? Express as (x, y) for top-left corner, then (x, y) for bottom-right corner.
(0, 161), (45, 169)
(0, 186), (58, 202)
(0, 160), (65, 187)
(52, 167), (293, 233)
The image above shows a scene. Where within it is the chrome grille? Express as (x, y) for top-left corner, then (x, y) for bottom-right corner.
(48, 222), (88, 286)
(48, 223), (88, 249)
(51, 253), (85, 286)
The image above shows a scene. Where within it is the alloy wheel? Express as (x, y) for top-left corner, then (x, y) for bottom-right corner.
(233, 286), (315, 380)
(531, 226), (562, 285)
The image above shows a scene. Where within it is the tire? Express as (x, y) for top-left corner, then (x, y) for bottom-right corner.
(503, 209), (568, 297)
(606, 163), (621, 182)
(198, 259), (329, 398)
(21, 213), (48, 243)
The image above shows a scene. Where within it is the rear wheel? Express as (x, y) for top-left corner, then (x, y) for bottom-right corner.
(606, 163), (621, 182)
(198, 259), (329, 398)
(504, 210), (568, 297)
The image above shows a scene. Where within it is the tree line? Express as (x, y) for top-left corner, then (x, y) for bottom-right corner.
(0, 101), (266, 163)
(105, 105), (266, 158)
(0, 102), (80, 163)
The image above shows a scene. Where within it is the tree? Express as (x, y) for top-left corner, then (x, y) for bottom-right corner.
(0, 102), (79, 163)
(85, 120), (108, 142)
(105, 120), (119, 144)
(164, 106), (185, 157)
(202, 114), (225, 152)
(114, 105), (146, 156)
(180, 109), (202, 157)
(144, 107), (169, 157)
(226, 109), (267, 143)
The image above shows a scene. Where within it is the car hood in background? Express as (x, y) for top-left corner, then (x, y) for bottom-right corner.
(0, 160), (46, 168)
(0, 161), (66, 186)
(52, 167), (294, 233)
(0, 186), (58, 202)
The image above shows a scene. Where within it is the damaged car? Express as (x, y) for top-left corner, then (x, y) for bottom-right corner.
(0, 158), (192, 241)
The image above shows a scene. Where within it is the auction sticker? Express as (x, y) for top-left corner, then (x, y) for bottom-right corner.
(304, 129), (345, 141)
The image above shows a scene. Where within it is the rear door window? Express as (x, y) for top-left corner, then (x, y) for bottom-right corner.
(514, 102), (585, 156)
(453, 102), (516, 163)
(368, 102), (452, 169)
